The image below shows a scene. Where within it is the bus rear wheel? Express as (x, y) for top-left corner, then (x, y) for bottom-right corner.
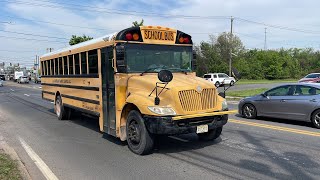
(55, 95), (69, 120)
(126, 110), (154, 155)
(198, 127), (223, 141)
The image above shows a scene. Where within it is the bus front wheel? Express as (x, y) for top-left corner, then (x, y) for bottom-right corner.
(55, 95), (69, 120)
(126, 110), (154, 155)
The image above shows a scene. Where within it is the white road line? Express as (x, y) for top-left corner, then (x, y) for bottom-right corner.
(50, 102), (54, 104)
(10, 89), (15, 92)
(18, 137), (59, 180)
(24, 94), (30, 97)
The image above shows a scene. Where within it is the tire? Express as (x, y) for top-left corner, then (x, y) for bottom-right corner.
(198, 127), (223, 141)
(55, 95), (69, 120)
(126, 110), (154, 155)
(242, 103), (257, 119)
(230, 80), (235, 86)
(215, 81), (220, 87)
(311, 109), (320, 129)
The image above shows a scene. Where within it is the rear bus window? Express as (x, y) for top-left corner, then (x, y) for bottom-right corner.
(88, 49), (98, 74)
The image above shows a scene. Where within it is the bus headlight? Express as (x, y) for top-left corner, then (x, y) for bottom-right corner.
(222, 100), (228, 110)
(148, 106), (176, 115)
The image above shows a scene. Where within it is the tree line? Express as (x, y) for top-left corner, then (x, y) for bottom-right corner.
(195, 32), (320, 80)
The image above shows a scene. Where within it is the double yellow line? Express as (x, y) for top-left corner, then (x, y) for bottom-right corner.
(229, 119), (320, 137)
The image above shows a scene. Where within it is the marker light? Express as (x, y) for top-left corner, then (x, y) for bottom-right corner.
(133, 33), (139, 41)
(179, 36), (184, 43)
(184, 37), (190, 43)
(125, 33), (133, 41)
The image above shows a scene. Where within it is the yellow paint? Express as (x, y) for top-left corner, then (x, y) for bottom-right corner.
(172, 110), (238, 120)
(140, 26), (177, 45)
(229, 119), (320, 137)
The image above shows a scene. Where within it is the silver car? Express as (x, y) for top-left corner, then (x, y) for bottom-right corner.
(238, 83), (320, 128)
(18, 76), (29, 84)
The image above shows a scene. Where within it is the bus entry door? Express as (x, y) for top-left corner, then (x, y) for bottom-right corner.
(101, 47), (116, 136)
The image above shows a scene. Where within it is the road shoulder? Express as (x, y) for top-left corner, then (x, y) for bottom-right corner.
(0, 136), (32, 180)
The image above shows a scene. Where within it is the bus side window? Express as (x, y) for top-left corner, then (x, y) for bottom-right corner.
(50, 59), (53, 75)
(88, 49), (98, 74)
(74, 53), (80, 74)
(68, 55), (74, 75)
(63, 56), (68, 75)
(55, 58), (59, 75)
(81, 52), (87, 74)
(59, 57), (63, 75)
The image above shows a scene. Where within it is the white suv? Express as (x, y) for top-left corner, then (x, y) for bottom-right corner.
(203, 73), (235, 87)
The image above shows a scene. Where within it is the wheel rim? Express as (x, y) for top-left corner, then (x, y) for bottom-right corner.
(243, 105), (255, 118)
(314, 113), (320, 126)
(128, 120), (141, 146)
(56, 99), (61, 116)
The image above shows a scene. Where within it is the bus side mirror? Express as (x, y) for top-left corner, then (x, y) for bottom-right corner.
(192, 50), (197, 71)
(115, 45), (127, 73)
(232, 67), (241, 80)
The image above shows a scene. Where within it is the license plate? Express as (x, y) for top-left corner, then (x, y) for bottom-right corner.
(196, 125), (208, 134)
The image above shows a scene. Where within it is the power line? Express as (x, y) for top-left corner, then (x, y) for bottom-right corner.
(0, 35), (67, 43)
(0, 0), (230, 19)
(0, 29), (69, 40)
(0, 49), (44, 53)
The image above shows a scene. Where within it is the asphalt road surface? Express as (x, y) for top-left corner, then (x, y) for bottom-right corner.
(0, 81), (320, 180)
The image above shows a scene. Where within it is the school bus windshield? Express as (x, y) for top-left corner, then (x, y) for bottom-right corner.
(125, 44), (192, 73)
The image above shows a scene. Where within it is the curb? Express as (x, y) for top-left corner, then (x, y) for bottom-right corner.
(0, 136), (32, 180)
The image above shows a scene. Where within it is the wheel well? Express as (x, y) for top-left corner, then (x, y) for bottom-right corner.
(310, 108), (320, 121)
(242, 103), (256, 113)
(119, 103), (141, 141)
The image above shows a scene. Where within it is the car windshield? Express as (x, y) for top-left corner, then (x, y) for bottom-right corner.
(125, 44), (192, 73)
(305, 74), (320, 78)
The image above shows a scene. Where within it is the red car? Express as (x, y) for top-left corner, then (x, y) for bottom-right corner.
(299, 73), (320, 83)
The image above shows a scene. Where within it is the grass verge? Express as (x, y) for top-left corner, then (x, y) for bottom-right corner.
(237, 79), (297, 85)
(0, 152), (21, 180)
(227, 88), (268, 98)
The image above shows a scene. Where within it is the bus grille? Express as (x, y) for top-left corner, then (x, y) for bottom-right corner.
(178, 89), (215, 112)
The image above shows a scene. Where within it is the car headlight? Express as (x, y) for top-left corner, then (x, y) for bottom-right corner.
(222, 100), (228, 110)
(148, 106), (176, 115)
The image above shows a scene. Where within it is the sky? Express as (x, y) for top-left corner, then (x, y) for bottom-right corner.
(0, 0), (320, 68)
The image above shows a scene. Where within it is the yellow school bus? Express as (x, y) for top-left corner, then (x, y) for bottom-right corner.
(40, 26), (236, 155)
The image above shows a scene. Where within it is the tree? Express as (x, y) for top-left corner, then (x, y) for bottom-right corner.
(69, 35), (93, 45)
(132, 19), (144, 27)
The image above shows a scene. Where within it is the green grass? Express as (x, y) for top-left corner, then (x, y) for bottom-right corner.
(236, 79), (297, 85)
(0, 152), (21, 180)
(227, 88), (269, 98)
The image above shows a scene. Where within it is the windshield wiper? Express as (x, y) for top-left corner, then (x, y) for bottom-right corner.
(140, 66), (165, 76)
(166, 68), (189, 74)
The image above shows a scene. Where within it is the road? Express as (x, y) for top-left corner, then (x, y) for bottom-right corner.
(0, 81), (320, 180)
(221, 83), (285, 92)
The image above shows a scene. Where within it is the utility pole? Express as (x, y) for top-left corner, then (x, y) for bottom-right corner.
(229, 16), (234, 76)
(264, 28), (267, 50)
(46, 48), (53, 53)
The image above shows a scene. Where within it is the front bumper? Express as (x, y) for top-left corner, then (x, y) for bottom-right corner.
(144, 111), (233, 135)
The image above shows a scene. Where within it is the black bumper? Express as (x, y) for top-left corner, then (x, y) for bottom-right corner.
(144, 114), (228, 135)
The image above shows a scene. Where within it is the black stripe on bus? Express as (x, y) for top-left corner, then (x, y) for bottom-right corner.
(64, 104), (100, 117)
(42, 91), (55, 95)
(61, 94), (100, 105)
(41, 74), (99, 78)
(41, 83), (99, 91)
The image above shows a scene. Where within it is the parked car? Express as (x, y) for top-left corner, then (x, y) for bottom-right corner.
(0, 80), (3, 87)
(203, 73), (236, 87)
(0, 74), (5, 81)
(238, 83), (320, 128)
(299, 73), (320, 83)
(34, 76), (41, 83)
(17, 76), (29, 84)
